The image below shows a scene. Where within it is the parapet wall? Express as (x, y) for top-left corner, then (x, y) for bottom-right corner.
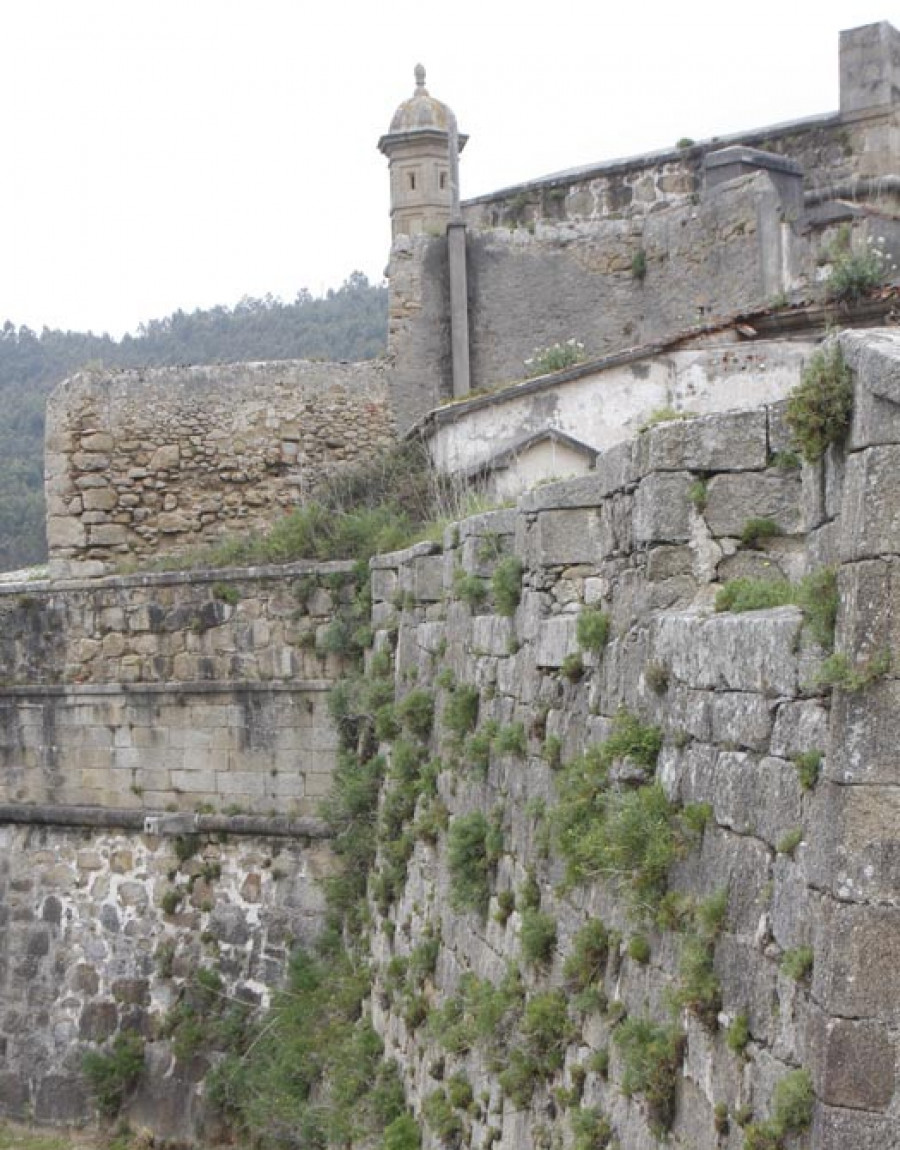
(461, 99), (900, 229)
(45, 360), (395, 573)
(359, 328), (900, 1149)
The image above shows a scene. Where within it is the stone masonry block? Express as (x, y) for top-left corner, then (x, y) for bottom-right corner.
(769, 700), (827, 761)
(708, 691), (773, 751)
(215, 772), (265, 797)
(711, 937), (775, 1049)
(170, 769), (217, 794)
(840, 445), (900, 561)
(645, 409), (768, 472)
(829, 678), (900, 786)
(808, 1011), (896, 1112)
(633, 472), (694, 545)
(835, 559), (900, 663)
(471, 614), (513, 657)
(411, 554), (444, 602)
(533, 508), (606, 565)
(809, 780), (900, 905)
(652, 608), (802, 695)
(535, 615), (577, 668)
(814, 900), (900, 1023)
(814, 1106), (900, 1150)
(842, 328), (900, 450)
(370, 566), (398, 604)
(704, 471), (802, 537)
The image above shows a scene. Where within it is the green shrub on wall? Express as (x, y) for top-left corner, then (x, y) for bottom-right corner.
(82, 1033), (145, 1116)
(614, 1017), (684, 1133)
(447, 812), (501, 915)
(492, 556), (523, 616)
(786, 342), (853, 463)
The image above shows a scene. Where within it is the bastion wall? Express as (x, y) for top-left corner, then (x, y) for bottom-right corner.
(1, 329), (899, 1145)
(357, 329), (900, 1150)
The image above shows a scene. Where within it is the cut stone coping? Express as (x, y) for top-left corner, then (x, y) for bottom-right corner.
(0, 802), (329, 839)
(0, 557), (357, 596)
(461, 110), (843, 205)
(370, 539), (442, 569)
(0, 680), (334, 697)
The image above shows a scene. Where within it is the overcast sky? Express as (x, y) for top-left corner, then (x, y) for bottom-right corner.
(0, 0), (891, 336)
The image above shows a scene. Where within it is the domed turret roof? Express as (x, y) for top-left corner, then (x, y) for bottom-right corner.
(378, 65), (467, 158)
(383, 65), (459, 138)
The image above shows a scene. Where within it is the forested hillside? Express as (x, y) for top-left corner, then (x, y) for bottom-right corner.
(0, 274), (387, 571)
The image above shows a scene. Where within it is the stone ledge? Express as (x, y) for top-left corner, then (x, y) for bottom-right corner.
(0, 802), (330, 838)
(0, 680), (334, 698)
(10, 557), (357, 597)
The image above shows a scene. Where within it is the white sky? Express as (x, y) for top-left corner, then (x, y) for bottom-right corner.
(0, 0), (892, 337)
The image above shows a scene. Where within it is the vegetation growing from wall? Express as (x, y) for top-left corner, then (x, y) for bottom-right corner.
(824, 227), (890, 304)
(82, 1034), (146, 1117)
(786, 342), (853, 463)
(715, 567), (838, 649)
(523, 339), (586, 378)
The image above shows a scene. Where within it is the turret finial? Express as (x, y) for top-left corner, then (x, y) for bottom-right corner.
(414, 63), (426, 92)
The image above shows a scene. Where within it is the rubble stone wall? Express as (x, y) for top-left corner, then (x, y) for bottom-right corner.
(0, 821), (330, 1136)
(45, 360), (395, 572)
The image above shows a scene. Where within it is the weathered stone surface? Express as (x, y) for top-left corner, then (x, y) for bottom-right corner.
(78, 1001), (118, 1040)
(814, 1105), (900, 1150)
(652, 608), (802, 695)
(633, 472), (694, 544)
(809, 781), (900, 904)
(645, 409), (768, 472)
(46, 361), (394, 567)
(829, 679), (900, 786)
(534, 616), (577, 667)
(835, 558), (900, 662)
(471, 614), (513, 657)
(840, 445), (900, 561)
(646, 544), (693, 580)
(708, 691), (773, 750)
(410, 554), (444, 601)
(532, 508), (606, 565)
(770, 699), (829, 759)
(704, 471), (803, 536)
(34, 1076), (88, 1123)
(810, 1013), (897, 1111)
(815, 901), (900, 1022)
(843, 327), (900, 450)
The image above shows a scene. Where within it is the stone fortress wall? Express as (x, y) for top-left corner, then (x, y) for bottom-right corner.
(46, 360), (394, 576)
(0, 560), (355, 814)
(387, 24), (900, 432)
(363, 329), (900, 1150)
(46, 24), (900, 569)
(5, 330), (900, 1143)
(0, 560), (354, 1131)
(9, 19), (900, 1147)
